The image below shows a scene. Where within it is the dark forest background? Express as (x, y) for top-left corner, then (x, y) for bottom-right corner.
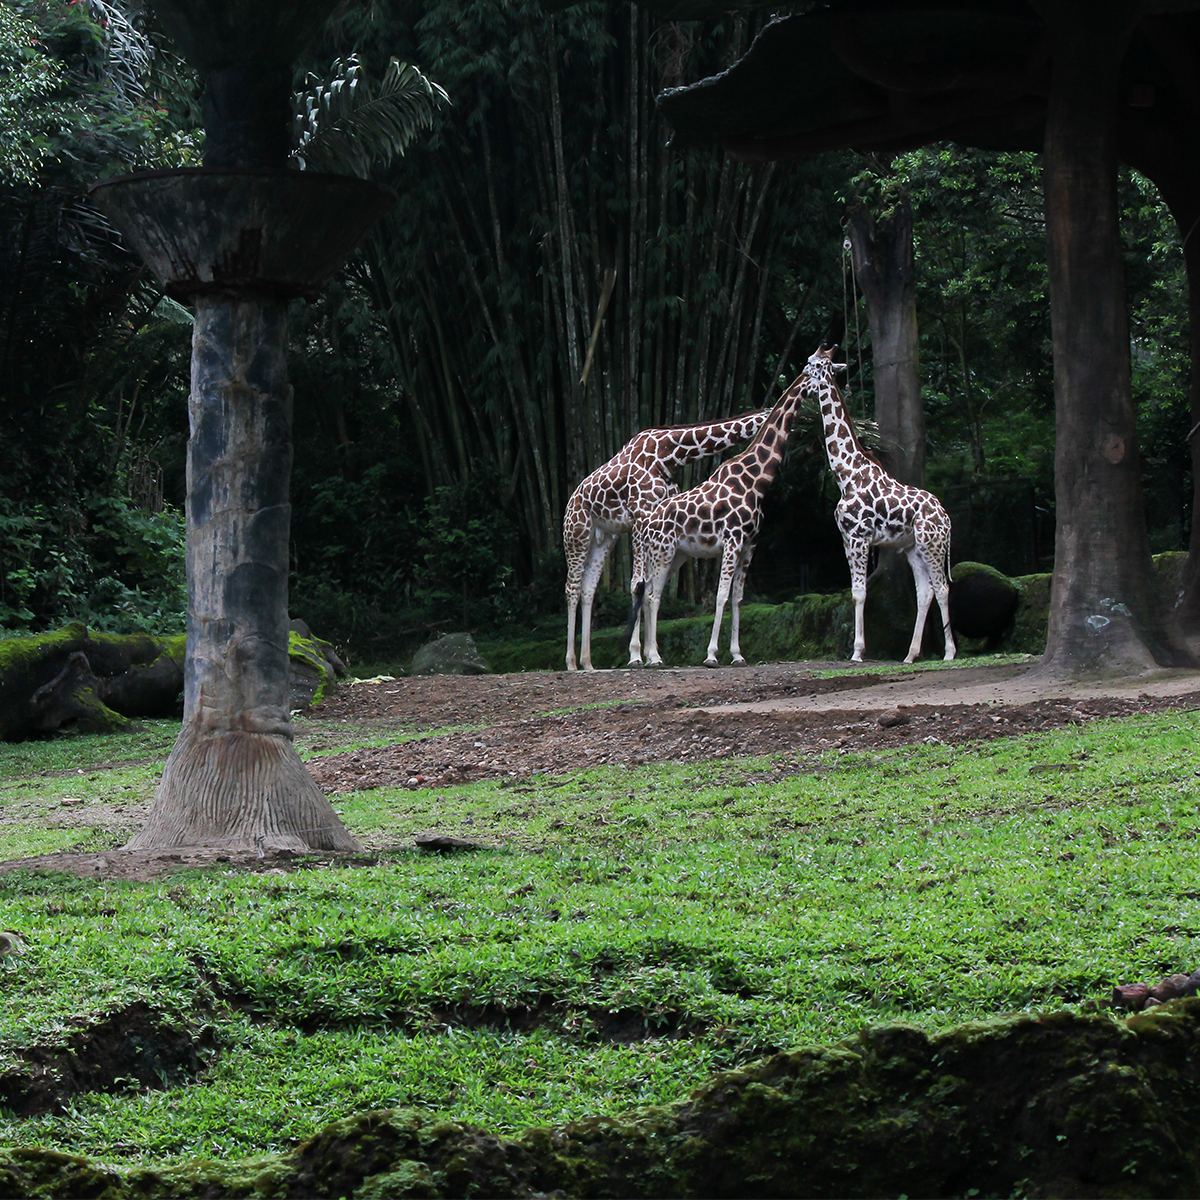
(0, 0), (1190, 663)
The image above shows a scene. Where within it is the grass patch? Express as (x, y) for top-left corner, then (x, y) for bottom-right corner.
(0, 706), (1197, 1166)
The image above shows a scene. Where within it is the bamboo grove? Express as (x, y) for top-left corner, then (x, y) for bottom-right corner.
(324, 0), (851, 573)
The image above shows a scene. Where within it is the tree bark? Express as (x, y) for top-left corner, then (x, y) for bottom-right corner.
(847, 193), (926, 487)
(1036, 1), (1196, 675)
(1115, 33), (1200, 631)
(126, 298), (359, 853)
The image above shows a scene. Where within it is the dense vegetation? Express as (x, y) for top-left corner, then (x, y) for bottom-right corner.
(0, 0), (1191, 664)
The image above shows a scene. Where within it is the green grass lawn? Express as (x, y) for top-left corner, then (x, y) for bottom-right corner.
(0, 699), (1197, 1164)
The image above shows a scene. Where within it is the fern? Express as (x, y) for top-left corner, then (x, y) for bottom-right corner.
(293, 55), (449, 178)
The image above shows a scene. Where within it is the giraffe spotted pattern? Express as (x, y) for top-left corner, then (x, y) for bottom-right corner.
(563, 411), (768, 671)
(808, 345), (956, 664)
(628, 373), (809, 669)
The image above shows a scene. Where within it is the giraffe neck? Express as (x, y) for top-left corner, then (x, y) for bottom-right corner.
(816, 376), (876, 492)
(630, 412), (767, 476)
(715, 381), (804, 498)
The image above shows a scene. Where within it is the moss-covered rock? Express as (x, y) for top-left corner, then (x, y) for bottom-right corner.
(948, 561), (1020, 645)
(5, 1001), (1200, 1197)
(287, 622), (348, 710)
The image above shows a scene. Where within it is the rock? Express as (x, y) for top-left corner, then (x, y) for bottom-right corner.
(948, 561), (1019, 645)
(1181, 969), (1200, 998)
(410, 633), (491, 677)
(414, 833), (486, 853)
(1150, 974), (1191, 1003)
(878, 709), (910, 728)
(1113, 981), (1150, 1009)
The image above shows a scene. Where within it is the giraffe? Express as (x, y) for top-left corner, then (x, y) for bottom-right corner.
(627, 373), (810, 669)
(563, 411), (768, 671)
(806, 344), (956, 664)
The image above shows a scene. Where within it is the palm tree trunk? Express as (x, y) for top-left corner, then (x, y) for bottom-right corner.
(128, 297), (359, 852)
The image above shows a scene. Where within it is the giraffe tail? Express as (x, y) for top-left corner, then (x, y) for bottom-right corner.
(624, 581), (646, 644)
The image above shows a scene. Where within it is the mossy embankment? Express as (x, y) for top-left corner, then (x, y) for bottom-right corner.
(4, 1001), (1198, 1198)
(498, 552), (1189, 672)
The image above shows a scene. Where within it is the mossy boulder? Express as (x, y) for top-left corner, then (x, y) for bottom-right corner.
(949, 561), (1020, 645)
(3, 1000), (1200, 1197)
(287, 619), (349, 710)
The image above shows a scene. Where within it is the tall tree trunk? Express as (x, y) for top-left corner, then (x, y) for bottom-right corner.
(1035, 0), (1196, 675)
(1173, 212), (1200, 629)
(1116, 25), (1200, 632)
(847, 193), (925, 487)
(127, 299), (359, 852)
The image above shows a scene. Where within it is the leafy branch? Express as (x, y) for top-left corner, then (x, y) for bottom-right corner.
(293, 55), (449, 178)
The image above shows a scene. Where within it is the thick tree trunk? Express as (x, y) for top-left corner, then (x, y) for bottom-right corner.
(1037, 2), (1196, 675)
(126, 298), (359, 853)
(847, 193), (925, 487)
(1177, 222), (1200, 629)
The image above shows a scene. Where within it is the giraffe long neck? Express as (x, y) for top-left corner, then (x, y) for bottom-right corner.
(717, 379), (804, 498)
(643, 411), (768, 475)
(815, 374), (875, 492)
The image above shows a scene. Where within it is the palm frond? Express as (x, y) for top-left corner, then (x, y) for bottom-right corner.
(293, 56), (449, 178)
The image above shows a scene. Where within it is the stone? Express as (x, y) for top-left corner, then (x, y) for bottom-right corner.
(948, 561), (1020, 644)
(1150, 974), (1191, 1003)
(414, 833), (485, 853)
(410, 633), (491, 677)
(1112, 981), (1150, 1009)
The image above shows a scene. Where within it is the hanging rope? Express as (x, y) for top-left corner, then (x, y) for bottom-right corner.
(842, 234), (867, 418)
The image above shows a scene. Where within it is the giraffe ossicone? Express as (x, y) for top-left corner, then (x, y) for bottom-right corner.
(563, 411), (768, 671)
(807, 345), (956, 664)
(627, 372), (810, 669)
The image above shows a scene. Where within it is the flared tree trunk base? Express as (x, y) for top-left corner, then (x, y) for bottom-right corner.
(125, 725), (361, 853)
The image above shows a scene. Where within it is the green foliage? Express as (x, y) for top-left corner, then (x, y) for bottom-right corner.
(0, 700), (1198, 1161)
(0, 493), (185, 635)
(0, 3), (71, 184)
(293, 55), (448, 177)
(0, 0), (197, 637)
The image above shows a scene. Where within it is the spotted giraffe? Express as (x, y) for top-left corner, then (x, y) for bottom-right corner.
(807, 345), (956, 664)
(627, 373), (810, 669)
(563, 412), (768, 671)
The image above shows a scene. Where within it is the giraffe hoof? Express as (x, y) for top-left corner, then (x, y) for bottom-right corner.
(703, 657), (719, 668)
(627, 660), (644, 670)
(730, 656), (746, 667)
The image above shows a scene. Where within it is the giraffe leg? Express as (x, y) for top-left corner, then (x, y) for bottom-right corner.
(904, 547), (936, 664)
(931, 541), (956, 661)
(727, 550), (751, 666)
(643, 574), (664, 667)
(846, 540), (870, 662)
(578, 529), (618, 672)
(643, 555), (678, 667)
(705, 545), (740, 667)
(627, 529), (647, 667)
(563, 506), (590, 672)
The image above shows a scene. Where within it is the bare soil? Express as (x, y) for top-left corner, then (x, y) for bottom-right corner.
(6, 658), (1200, 882)
(304, 659), (1200, 794)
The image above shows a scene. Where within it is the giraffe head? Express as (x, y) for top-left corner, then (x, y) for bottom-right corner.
(805, 344), (847, 383)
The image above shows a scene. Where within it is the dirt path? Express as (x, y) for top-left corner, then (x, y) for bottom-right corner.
(6, 658), (1200, 882)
